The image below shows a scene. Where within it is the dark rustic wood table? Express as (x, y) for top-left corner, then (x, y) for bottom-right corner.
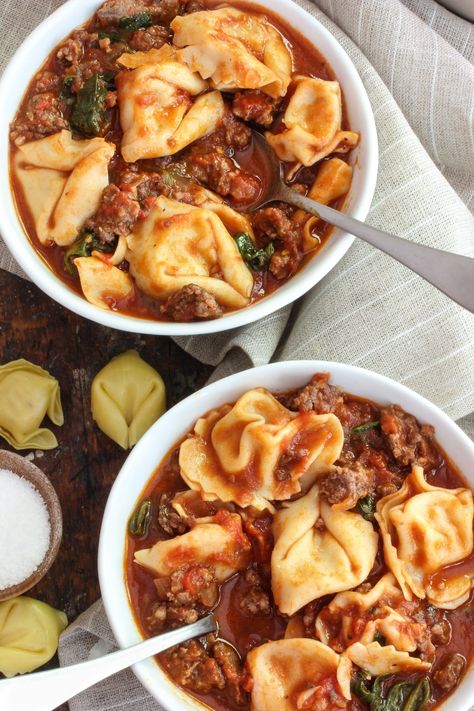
(0, 267), (212, 710)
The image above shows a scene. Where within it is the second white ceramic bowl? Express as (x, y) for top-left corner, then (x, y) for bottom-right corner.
(0, 0), (378, 336)
(99, 360), (474, 711)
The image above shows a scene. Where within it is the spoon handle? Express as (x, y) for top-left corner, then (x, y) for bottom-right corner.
(280, 187), (474, 313)
(0, 615), (216, 711)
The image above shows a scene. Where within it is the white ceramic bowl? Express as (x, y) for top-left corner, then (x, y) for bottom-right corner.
(0, 0), (378, 336)
(99, 360), (474, 711)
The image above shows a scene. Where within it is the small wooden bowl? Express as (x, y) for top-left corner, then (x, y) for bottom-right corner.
(0, 450), (63, 602)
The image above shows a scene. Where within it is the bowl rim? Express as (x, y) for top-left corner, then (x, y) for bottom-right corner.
(0, 0), (378, 336)
(99, 360), (474, 711)
(0, 450), (63, 602)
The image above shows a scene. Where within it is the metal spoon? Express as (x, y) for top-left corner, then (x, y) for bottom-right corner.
(0, 614), (216, 711)
(246, 131), (474, 313)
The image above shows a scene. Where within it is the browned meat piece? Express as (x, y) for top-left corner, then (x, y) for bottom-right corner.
(269, 249), (293, 280)
(240, 508), (273, 564)
(180, 0), (205, 12)
(213, 641), (247, 705)
(253, 206), (296, 243)
(158, 492), (188, 535)
(145, 601), (167, 633)
(96, 0), (178, 26)
(187, 151), (260, 203)
(276, 440), (309, 482)
(232, 90), (281, 127)
(380, 404), (441, 471)
(239, 569), (271, 616)
(136, 174), (166, 200)
(434, 653), (466, 692)
(34, 71), (61, 93)
(129, 25), (169, 51)
(221, 108), (252, 150)
(85, 184), (140, 243)
(160, 284), (223, 322)
(318, 465), (374, 509)
(168, 565), (217, 608)
(105, 91), (117, 108)
(431, 619), (452, 645)
(282, 372), (343, 414)
(57, 37), (83, 64)
(163, 639), (226, 693)
(166, 605), (199, 625)
(10, 93), (68, 145)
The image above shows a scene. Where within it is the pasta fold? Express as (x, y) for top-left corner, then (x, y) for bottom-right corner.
(265, 76), (359, 177)
(272, 484), (378, 615)
(15, 131), (115, 246)
(179, 388), (343, 510)
(74, 256), (134, 311)
(91, 350), (166, 449)
(376, 465), (474, 609)
(171, 7), (292, 98)
(0, 597), (67, 677)
(126, 196), (254, 308)
(134, 510), (251, 582)
(117, 45), (223, 162)
(0, 359), (63, 450)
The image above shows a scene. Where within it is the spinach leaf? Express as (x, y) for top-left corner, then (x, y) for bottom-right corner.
(60, 75), (78, 104)
(351, 671), (374, 705)
(373, 631), (387, 646)
(352, 420), (380, 434)
(355, 493), (376, 520)
(128, 499), (152, 537)
(351, 674), (430, 711)
(70, 73), (107, 135)
(234, 232), (274, 270)
(119, 12), (152, 30)
(404, 678), (430, 711)
(98, 29), (122, 42)
(64, 233), (113, 277)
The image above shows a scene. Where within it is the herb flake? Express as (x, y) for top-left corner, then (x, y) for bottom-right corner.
(234, 232), (274, 270)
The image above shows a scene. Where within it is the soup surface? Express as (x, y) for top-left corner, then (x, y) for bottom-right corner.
(126, 372), (474, 710)
(10, 0), (358, 322)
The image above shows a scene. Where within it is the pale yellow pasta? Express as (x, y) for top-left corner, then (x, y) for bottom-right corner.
(126, 196), (254, 309)
(91, 350), (166, 450)
(265, 76), (359, 178)
(376, 465), (474, 609)
(74, 256), (134, 311)
(246, 639), (344, 710)
(117, 46), (223, 162)
(179, 388), (343, 511)
(272, 484), (378, 615)
(171, 7), (292, 98)
(15, 131), (115, 246)
(0, 359), (63, 450)
(345, 642), (431, 677)
(0, 596), (67, 677)
(134, 511), (251, 582)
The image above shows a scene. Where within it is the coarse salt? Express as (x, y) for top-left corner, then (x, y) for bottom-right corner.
(0, 468), (51, 590)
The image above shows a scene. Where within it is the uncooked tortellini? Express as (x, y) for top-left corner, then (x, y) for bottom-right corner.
(91, 350), (166, 449)
(0, 596), (67, 677)
(0, 359), (63, 450)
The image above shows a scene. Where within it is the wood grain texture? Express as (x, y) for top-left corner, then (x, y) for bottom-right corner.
(0, 268), (212, 708)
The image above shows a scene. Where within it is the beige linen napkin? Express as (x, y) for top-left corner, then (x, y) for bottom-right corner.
(0, 0), (473, 708)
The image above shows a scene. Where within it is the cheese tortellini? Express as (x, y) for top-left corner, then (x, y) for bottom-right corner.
(266, 76), (359, 177)
(171, 8), (292, 98)
(134, 510), (251, 582)
(126, 196), (254, 309)
(246, 639), (345, 711)
(179, 388), (343, 511)
(0, 597), (67, 677)
(376, 466), (474, 609)
(74, 257), (134, 311)
(0, 359), (63, 450)
(117, 45), (224, 162)
(15, 130), (115, 246)
(91, 350), (166, 449)
(271, 483), (378, 615)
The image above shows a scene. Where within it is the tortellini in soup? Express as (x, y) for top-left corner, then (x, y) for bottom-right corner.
(376, 465), (474, 609)
(15, 130), (115, 246)
(179, 387), (343, 511)
(134, 510), (251, 582)
(91, 350), (166, 449)
(126, 196), (254, 309)
(271, 483), (378, 615)
(0, 597), (67, 677)
(0, 359), (63, 450)
(117, 45), (224, 162)
(266, 76), (359, 177)
(171, 8), (292, 98)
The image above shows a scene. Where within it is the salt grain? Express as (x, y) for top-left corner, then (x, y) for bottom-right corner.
(0, 468), (51, 590)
